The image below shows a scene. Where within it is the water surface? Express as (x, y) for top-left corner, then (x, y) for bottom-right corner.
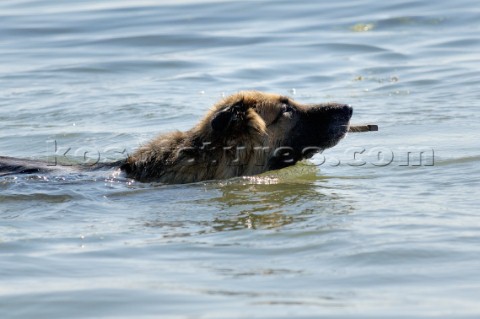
(1, 0), (479, 318)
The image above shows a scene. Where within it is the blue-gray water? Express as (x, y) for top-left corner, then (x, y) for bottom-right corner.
(1, 0), (479, 318)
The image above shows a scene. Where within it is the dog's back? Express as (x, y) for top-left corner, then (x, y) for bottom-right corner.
(0, 156), (59, 176)
(0, 156), (124, 177)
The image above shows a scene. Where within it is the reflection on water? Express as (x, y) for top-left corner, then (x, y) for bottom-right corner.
(142, 165), (354, 234)
(211, 181), (331, 231)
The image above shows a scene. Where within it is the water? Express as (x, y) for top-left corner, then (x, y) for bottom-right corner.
(1, 0), (480, 318)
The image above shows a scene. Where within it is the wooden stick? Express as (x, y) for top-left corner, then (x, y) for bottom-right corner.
(348, 124), (378, 132)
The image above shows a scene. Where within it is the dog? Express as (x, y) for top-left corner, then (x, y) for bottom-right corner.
(121, 91), (352, 183)
(0, 91), (352, 183)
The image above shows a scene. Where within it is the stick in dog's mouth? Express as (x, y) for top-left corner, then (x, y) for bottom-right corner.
(348, 124), (379, 133)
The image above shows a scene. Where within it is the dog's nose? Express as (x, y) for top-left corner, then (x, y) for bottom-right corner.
(310, 103), (353, 120)
(343, 104), (353, 118)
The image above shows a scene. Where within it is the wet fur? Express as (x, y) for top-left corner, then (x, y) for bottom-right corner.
(121, 91), (352, 183)
(0, 91), (352, 183)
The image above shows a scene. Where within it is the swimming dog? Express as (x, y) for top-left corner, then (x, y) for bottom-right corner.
(0, 91), (353, 183)
(121, 91), (352, 183)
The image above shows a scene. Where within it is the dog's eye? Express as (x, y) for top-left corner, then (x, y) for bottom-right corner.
(281, 104), (294, 114)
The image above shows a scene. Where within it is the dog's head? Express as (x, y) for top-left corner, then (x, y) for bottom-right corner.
(196, 91), (352, 171)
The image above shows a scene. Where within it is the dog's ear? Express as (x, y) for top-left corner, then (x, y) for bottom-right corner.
(211, 109), (233, 132)
(211, 98), (247, 132)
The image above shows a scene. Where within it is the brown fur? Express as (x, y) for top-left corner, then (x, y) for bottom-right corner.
(121, 91), (352, 183)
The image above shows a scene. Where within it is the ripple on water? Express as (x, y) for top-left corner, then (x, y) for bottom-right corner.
(0, 193), (74, 204)
(1, 0), (480, 317)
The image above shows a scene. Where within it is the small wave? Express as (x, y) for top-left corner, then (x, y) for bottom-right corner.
(0, 193), (74, 203)
(434, 155), (480, 167)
